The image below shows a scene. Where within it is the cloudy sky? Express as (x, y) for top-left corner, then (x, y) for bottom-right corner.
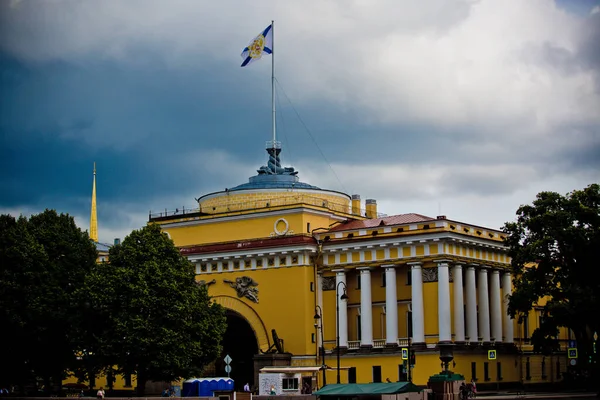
(1, 0), (599, 244)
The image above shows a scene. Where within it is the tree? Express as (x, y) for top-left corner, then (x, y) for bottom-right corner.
(503, 183), (600, 385)
(0, 210), (98, 393)
(0, 214), (48, 391)
(84, 223), (226, 396)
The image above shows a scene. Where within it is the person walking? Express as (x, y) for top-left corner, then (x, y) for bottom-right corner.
(243, 383), (250, 392)
(96, 387), (105, 400)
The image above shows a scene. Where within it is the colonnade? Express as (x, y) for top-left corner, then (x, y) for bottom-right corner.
(326, 262), (514, 348)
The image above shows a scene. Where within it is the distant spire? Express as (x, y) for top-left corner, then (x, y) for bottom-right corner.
(90, 162), (98, 242)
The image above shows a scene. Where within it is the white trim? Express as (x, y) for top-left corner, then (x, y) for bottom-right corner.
(187, 244), (317, 262)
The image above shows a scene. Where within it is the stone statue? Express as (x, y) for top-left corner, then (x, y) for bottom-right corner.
(223, 276), (259, 303)
(196, 279), (216, 287)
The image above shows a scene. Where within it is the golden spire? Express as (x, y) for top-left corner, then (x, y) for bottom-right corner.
(90, 162), (98, 242)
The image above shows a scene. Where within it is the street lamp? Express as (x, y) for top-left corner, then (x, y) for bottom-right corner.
(336, 281), (348, 384)
(314, 306), (326, 387)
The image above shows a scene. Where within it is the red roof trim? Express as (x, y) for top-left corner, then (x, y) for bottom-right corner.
(180, 235), (316, 255)
(328, 213), (434, 232)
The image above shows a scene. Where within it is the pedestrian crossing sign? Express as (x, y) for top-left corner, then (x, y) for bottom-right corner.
(401, 348), (409, 360)
(568, 348), (578, 359)
(488, 350), (497, 360)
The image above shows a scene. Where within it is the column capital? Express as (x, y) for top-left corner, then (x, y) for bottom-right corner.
(356, 266), (372, 272)
(407, 262), (422, 268)
(381, 264), (396, 269)
(332, 268), (346, 273)
(433, 259), (452, 265)
(491, 269), (501, 275)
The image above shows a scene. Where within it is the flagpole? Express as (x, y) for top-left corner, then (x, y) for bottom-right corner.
(271, 19), (276, 151)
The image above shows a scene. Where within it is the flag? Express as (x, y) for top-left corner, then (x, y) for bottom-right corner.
(240, 24), (273, 67)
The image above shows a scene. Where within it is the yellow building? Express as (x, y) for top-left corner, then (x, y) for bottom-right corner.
(150, 143), (571, 391)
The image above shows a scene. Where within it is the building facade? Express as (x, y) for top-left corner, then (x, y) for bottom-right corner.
(149, 145), (570, 390)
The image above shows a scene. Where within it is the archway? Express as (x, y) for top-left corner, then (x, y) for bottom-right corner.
(211, 296), (270, 391)
(214, 310), (259, 391)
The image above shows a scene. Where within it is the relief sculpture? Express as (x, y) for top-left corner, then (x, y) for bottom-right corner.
(223, 276), (259, 303)
(322, 276), (336, 291)
(422, 268), (438, 283)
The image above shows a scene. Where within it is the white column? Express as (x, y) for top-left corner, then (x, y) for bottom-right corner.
(465, 265), (478, 342)
(490, 269), (503, 342)
(384, 265), (398, 346)
(358, 267), (373, 347)
(335, 269), (348, 348)
(453, 264), (465, 343)
(317, 272), (324, 349)
(410, 263), (425, 344)
(502, 272), (514, 343)
(437, 261), (452, 343)
(478, 268), (491, 343)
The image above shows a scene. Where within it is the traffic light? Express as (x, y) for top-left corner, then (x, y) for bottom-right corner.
(410, 352), (416, 366)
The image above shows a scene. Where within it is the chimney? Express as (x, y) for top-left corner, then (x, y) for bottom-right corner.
(365, 199), (377, 219)
(114, 238), (120, 246)
(436, 215), (446, 220)
(351, 194), (361, 216)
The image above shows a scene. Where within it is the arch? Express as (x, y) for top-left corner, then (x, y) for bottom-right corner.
(212, 295), (270, 352)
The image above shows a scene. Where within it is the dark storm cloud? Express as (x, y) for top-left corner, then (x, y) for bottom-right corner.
(1, 0), (599, 242)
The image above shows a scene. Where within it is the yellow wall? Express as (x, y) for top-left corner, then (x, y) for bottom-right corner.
(204, 266), (317, 356)
(162, 210), (342, 246)
(316, 352), (523, 386)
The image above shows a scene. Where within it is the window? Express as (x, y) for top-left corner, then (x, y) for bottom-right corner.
(381, 271), (386, 287)
(406, 269), (412, 285)
(357, 274), (361, 289)
(348, 367), (357, 383)
(307, 223), (311, 233)
(124, 374), (132, 387)
(471, 362), (477, 382)
(201, 264), (207, 272)
(279, 257), (286, 266)
(525, 357), (531, 380)
(484, 362), (490, 381)
(523, 316), (530, 341)
(310, 282), (314, 292)
(257, 259), (263, 267)
(541, 357), (547, 380)
(357, 315), (362, 341)
(372, 366), (382, 383)
(398, 364), (408, 382)
(282, 378), (298, 390)
(497, 362), (502, 381)
(407, 311), (413, 338)
(311, 333), (316, 343)
(233, 261), (240, 270)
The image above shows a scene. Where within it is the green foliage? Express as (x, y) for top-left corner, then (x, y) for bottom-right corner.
(83, 223), (226, 395)
(0, 210), (98, 392)
(503, 184), (600, 361)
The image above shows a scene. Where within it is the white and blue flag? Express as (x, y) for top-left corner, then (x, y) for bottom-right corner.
(241, 24), (273, 67)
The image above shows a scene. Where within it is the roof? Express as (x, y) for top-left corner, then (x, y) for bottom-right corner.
(95, 242), (111, 252)
(260, 366), (322, 373)
(313, 383), (422, 396)
(329, 213), (434, 231)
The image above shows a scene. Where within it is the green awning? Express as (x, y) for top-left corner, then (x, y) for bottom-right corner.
(313, 382), (421, 396)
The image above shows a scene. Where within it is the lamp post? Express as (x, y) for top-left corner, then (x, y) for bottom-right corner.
(336, 281), (348, 384)
(314, 306), (326, 387)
